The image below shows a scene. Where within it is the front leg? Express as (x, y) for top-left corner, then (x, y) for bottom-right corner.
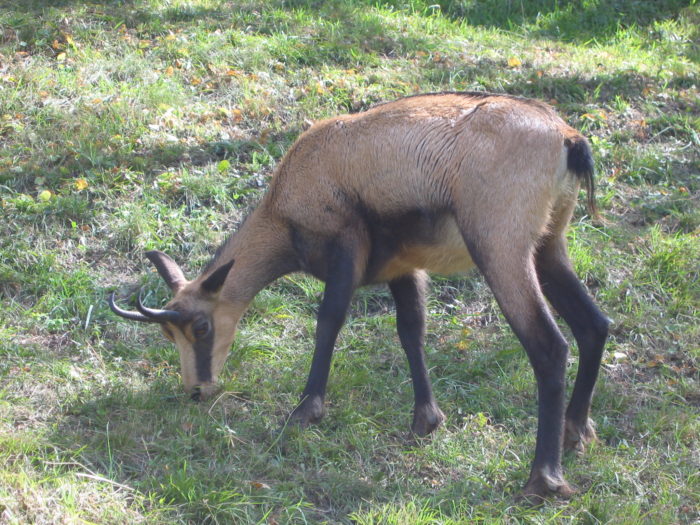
(389, 272), (444, 437)
(290, 240), (360, 428)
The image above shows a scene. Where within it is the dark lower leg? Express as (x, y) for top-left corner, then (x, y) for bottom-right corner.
(520, 318), (572, 499)
(468, 245), (571, 499)
(389, 273), (444, 436)
(536, 242), (609, 451)
(290, 243), (357, 427)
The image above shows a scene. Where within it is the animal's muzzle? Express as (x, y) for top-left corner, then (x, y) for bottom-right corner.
(188, 383), (220, 402)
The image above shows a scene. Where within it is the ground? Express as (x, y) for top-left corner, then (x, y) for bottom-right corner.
(0, 0), (698, 523)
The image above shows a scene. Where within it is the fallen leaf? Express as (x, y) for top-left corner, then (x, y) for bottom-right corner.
(75, 178), (89, 191)
(507, 56), (522, 68)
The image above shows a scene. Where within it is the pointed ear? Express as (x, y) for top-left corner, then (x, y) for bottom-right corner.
(145, 250), (187, 292)
(201, 260), (234, 294)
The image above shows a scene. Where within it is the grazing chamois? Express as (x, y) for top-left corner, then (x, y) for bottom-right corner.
(110, 92), (609, 500)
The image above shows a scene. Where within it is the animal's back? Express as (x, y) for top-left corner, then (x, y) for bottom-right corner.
(272, 92), (578, 224)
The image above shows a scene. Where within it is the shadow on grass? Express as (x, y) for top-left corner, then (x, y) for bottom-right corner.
(375, 0), (694, 42)
(6, 0), (695, 58)
(37, 322), (532, 522)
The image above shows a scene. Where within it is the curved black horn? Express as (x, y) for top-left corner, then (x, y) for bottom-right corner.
(136, 290), (182, 324)
(108, 292), (156, 323)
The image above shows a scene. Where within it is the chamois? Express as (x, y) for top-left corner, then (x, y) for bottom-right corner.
(110, 92), (609, 500)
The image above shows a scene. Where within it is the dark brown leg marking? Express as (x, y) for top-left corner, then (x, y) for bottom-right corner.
(536, 236), (609, 455)
(290, 240), (358, 428)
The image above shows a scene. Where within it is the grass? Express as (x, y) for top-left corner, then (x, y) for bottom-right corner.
(1, 0), (699, 522)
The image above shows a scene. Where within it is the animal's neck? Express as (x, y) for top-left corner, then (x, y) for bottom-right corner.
(216, 205), (297, 306)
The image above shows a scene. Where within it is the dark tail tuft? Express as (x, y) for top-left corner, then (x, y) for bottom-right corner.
(566, 136), (596, 217)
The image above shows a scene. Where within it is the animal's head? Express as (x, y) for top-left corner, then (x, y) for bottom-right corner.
(109, 251), (241, 400)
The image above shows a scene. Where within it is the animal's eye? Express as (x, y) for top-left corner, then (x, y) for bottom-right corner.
(192, 319), (211, 338)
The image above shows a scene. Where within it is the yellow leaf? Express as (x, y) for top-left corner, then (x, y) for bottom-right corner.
(75, 178), (89, 191)
(164, 66), (174, 76)
(38, 190), (52, 202)
(507, 56), (522, 68)
(56, 52), (67, 62)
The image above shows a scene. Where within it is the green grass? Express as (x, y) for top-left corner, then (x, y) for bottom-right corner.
(1, 0), (699, 523)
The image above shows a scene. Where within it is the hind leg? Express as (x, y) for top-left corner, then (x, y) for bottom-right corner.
(461, 234), (574, 500)
(536, 234), (609, 453)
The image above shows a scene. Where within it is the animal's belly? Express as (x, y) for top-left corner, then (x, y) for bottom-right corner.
(376, 217), (475, 281)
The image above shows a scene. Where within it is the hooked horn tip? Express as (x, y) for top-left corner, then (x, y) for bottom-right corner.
(108, 290), (154, 323)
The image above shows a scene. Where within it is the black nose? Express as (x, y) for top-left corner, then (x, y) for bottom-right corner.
(190, 386), (202, 402)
